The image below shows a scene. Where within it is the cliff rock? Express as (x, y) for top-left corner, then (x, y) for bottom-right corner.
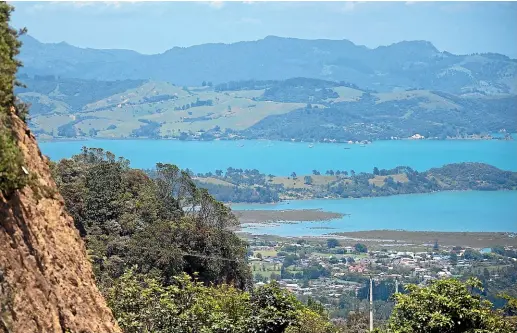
(0, 111), (121, 333)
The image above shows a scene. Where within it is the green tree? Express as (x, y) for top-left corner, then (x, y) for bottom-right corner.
(107, 269), (251, 333)
(492, 245), (506, 256)
(327, 238), (340, 249)
(51, 148), (251, 289)
(483, 267), (491, 280)
(109, 270), (337, 333)
(291, 172), (297, 180)
(464, 248), (482, 261)
(386, 278), (514, 333)
(449, 253), (458, 266)
(306, 297), (327, 317)
(329, 257), (339, 265)
(373, 167), (380, 175)
(354, 243), (368, 253)
(433, 239), (439, 251)
(248, 281), (301, 332)
(304, 175), (313, 185)
(0, 2), (29, 194)
(283, 254), (298, 267)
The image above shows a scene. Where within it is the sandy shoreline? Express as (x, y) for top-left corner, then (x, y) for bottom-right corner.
(233, 209), (344, 224)
(329, 230), (517, 248)
(238, 230), (517, 249)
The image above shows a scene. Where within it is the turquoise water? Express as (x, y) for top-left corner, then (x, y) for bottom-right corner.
(39, 139), (517, 175)
(233, 191), (517, 236)
(39, 139), (517, 234)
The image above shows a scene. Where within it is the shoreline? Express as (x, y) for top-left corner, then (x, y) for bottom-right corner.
(37, 135), (516, 144)
(238, 230), (517, 249)
(330, 230), (517, 248)
(228, 189), (517, 206)
(233, 209), (344, 224)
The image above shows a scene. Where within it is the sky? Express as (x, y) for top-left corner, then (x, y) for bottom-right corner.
(9, 1), (517, 58)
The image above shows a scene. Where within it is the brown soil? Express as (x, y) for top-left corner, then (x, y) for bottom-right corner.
(330, 230), (517, 248)
(0, 112), (120, 332)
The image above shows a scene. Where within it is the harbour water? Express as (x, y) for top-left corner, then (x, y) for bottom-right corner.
(39, 138), (517, 175)
(233, 191), (517, 236)
(39, 139), (517, 236)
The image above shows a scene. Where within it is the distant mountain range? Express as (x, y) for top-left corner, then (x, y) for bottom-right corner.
(19, 35), (517, 96)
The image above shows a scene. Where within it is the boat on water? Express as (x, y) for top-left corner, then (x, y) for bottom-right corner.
(344, 147), (351, 150)
(308, 144), (314, 148)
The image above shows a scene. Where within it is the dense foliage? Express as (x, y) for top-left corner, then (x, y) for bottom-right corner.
(107, 270), (335, 333)
(130, 119), (162, 138)
(384, 278), (516, 333)
(0, 2), (28, 194)
(194, 163), (517, 203)
(192, 167), (281, 203)
(195, 181), (280, 203)
(15, 75), (144, 112)
(254, 78), (344, 103)
(243, 93), (517, 142)
(51, 147), (251, 288)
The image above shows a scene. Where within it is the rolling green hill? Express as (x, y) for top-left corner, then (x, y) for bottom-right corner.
(18, 76), (516, 141)
(192, 162), (517, 203)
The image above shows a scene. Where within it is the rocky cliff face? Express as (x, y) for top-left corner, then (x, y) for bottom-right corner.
(0, 111), (121, 333)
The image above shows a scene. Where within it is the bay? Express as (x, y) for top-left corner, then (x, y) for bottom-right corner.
(39, 139), (517, 175)
(233, 191), (517, 236)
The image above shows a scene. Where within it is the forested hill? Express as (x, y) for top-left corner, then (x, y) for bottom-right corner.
(17, 76), (517, 142)
(19, 34), (516, 95)
(50, 148), (251, 288)
(193, 162), (517, 203)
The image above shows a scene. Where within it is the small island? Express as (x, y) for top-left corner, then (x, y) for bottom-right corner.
(192, 162), (517, 204)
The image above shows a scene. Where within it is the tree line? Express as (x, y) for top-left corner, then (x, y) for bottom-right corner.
(193, 163), (517, 203)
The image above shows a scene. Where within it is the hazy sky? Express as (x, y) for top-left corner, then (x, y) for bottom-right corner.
(9, 1), (517, 58)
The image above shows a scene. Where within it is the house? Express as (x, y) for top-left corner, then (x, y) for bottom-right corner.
(285, 284), (300, 292)
(348, 265), (368, 273)
(344, 246), (354, 253)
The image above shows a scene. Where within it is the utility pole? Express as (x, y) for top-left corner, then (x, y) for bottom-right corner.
(395, 277), (399, 294)
(369, 276), (374, 332)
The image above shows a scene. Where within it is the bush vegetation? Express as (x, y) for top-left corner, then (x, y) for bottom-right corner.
(0, 2), (28, 194)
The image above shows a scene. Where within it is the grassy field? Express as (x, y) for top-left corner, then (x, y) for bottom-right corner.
(48, 83), (305, 138)
(368, 173), (409, 187)
(331, 87), (364, 102)
(270, 175), (341, 189)
(27, 78), (474, 140)
(373, 90), (461, 110)
(254, 250), (278, 258)
(196, 177), (236, 186)
(198, 172), (411, 192)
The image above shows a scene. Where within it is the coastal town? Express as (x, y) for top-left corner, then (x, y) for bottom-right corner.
(246, 234), (517, 316)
